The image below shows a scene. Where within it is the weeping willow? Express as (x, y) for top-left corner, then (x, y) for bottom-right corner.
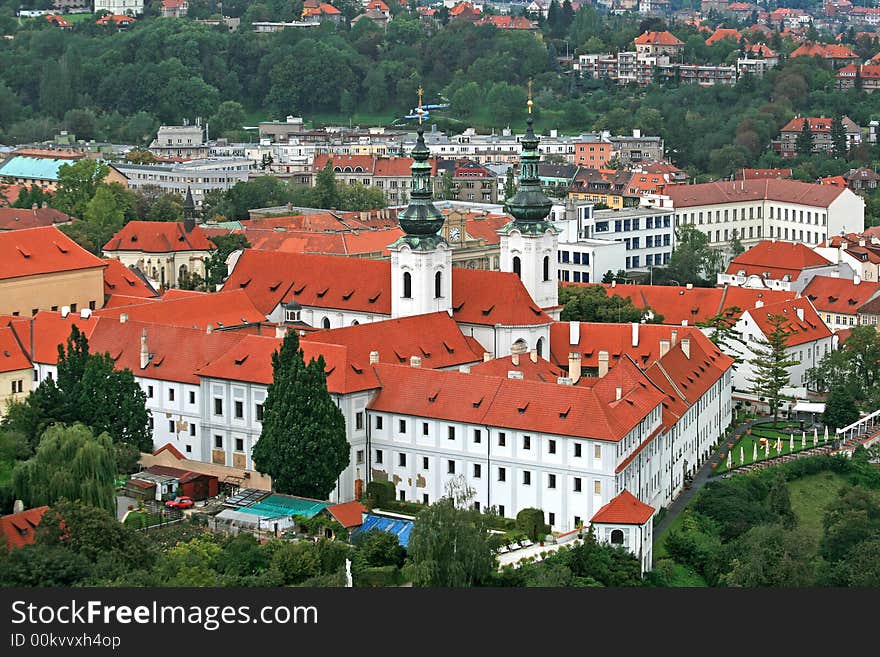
(12, 423), (116, 514)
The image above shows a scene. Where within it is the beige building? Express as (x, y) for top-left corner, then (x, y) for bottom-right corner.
(0, 226), (106, 317)
(102, 221), (214, 290)
(0, 326), (31, 419)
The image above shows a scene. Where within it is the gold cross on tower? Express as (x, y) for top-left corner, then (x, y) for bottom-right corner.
(527, 79), (533, 115)
(417, 87), (424, 125)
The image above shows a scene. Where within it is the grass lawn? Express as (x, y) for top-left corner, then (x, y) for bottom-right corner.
(654, 560), (708, 587)
(787, 471), (849, 540)
(713, 422), (830, 475)
(122, 510), (165, 529)
(66, 13), (97, 24)
(653, 508), (688, 560)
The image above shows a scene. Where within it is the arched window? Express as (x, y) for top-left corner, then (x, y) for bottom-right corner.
(513, 256), (521, 278)
(610, 529), (624, 545)
(543, 255), (550, 281)
(434, 271), (442, 298)
(321, 317), (331, 329)
(536, 337), (544, 358)
(178, 264), (188, 282)
(403, 272), (412, 299)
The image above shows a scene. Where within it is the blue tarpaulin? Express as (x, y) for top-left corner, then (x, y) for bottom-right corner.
(353, 514), (413, 548)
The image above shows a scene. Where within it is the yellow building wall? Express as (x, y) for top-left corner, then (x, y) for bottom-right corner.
(567, 191), (625, 209)
(0, 369), (31, 419)
(0, 267), (105, 317)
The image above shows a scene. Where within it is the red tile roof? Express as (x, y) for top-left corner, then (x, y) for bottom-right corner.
(97, 14), (137, 25)
(103, 221), (214, 253)
(478, 15), (536, 29)
(154, 442), (186, 459)
(0, 325), (31, 373)
(665, 178), (848, 208)
(306, 312), (483, 370)
(369, 357), (664, 443)
(6, 311), (100, 365)
(590, 490), (653, 525)
(727, 240), (833, 281)
(469, 354), (566, 382)
(0, 226), (106, 281)
(225, 250), (550, 327)
(744, 43), (777, 57)
(195, 333), (374, 394)
(745, 297), (831, 347)
(94, 289), (265, 330)
(0, 506), (48, 550)
(102, 259), (157, 299)
(801, 275), (880, 315)
(0, 207), (72, 232)
(88, 319), (247, 384)
(327, 501), (366, 528)
(634, 30), (683, 46)
(790, 41), (858, 59)
(706, 27), (742, 45)
(736, 168), (792, 180)
(565, 283), (796, 326)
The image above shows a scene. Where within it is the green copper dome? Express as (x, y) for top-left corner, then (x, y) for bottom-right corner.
(397, 127), (445, 246)
(505, 117), (553, 233)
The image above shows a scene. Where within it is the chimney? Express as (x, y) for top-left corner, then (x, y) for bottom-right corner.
(631, 321), (639, 347)
(598, 350), (609, 378)
(755, 300), (764, 308)
(568, 352), (582, 384)
(31, 203), (38, 210)
(611, 279), (617, 288)
(140, 328), (149, 369)
(860, 239), (866, 247)
(206, 323), (213, 334)
(681, 338), (691, 359)
(508, 371), (524, 379)
(275, 326), (287, 338)
(410, 355), (421, 368)
(483, 352), (492, 362)
(369, 350), (379, 364)
(670, 329), (678, 347)
(659, 339), (670, 357)
(569, 321), (580, 345)
(459, 365), (471, 374)
(615, 386), (622, 400)
(686, 282), (693, 289)
(119, 313), (128, 324)
(511, 353), (519, 366)
(42, 201), (47, 208)
(529, 350), (537, 363)
(681, 320), (688, 327)
(12, 500), (24, 514)
(557, 377), (573, 385)
(796, 307), (804, 321)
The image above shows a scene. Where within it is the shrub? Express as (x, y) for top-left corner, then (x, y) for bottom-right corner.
(516, 508), (550, 541)
(356, 565), (403, 587)
(365, 481), (395, 507)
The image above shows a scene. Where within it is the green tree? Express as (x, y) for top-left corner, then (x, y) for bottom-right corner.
(503, 167), (516, 204)
(451, 81), (481, 119)
(697, 306), (743, 367)
(720, 524), (816, 587)
(351, 528), (406, 570)
(822, 385), (860, 432)
(314, 161), (342, 210)
(145, 193), (185, 222)
(209, 100), (246, 139)
(559, 284), (656, 323)
(830, 115), (848, 159)
(61, 184), (126, 253)
(205, 233), (251, 287)
(748, 314), (797, 424)
(728, 228), (745, 259)
(252, 331), (348, 499)
(403, 478), (495, 587)
(661, 224), (717, 286)
(820, 486), (880, 563)
(11, 185), (53, 210)
(12, 424), (117, 514)
(796, 119), (814, 157)
(768, 473), (796, 529)
(51, 160), (110, 219)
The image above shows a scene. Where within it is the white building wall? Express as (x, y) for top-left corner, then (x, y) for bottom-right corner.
(389, 242), (453, 319)
(499, 227), (560, 310)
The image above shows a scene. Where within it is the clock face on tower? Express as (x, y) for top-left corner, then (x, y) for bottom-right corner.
(450, 227), (461, 242)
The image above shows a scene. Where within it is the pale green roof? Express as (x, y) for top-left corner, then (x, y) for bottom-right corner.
(0, 156), (67, 182)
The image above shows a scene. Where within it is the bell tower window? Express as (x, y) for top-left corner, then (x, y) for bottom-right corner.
(434, 271), (442, 298)
(513, 256), (521, 278)
(403, 272), (412, 299)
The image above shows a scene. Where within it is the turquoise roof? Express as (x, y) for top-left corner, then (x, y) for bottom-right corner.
(0, 156), (67, 182)
(238, 494), (330, 519)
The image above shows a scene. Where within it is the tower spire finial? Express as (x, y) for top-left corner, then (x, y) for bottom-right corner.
(527, 79), (533, 115)
(417, 87), (424, 126)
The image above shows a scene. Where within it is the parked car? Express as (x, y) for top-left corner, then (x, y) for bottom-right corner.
(165, 496), (194, 509)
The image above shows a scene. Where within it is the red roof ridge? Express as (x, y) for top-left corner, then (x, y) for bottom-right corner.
(590, 490), (653, 525)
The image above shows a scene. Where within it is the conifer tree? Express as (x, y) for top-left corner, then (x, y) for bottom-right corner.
(252, 331), (349, 499)
(795, 119), (814, 157)
(748, 314), (797, 424)
(830, 116), (848, 159)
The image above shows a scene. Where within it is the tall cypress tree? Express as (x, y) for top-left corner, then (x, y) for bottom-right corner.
(252, 331), (349, 499)
(795, 119), (814, 157)
(748, 314), (797, 424)
(830, 116), (848, 159)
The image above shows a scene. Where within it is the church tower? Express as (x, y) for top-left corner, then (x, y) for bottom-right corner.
(389, 90), (452, 318)
(498, 84), (560, 314)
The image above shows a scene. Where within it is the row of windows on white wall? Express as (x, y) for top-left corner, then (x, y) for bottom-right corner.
(401, 271), (444, 299)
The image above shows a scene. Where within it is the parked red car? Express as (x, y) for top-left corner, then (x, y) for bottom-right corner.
(165, 496), (194, 509)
